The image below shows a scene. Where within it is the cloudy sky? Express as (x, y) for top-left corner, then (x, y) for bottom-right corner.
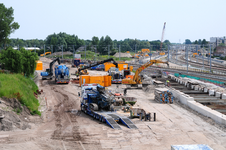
(2, 0), (226, 43)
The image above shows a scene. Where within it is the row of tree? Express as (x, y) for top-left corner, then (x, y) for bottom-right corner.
(185, 39), (208, 45)
(0, 47), (39, 76)
(6, 33), (171, 55)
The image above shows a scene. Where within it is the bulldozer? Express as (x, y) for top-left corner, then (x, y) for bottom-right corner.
(122, 60), (169, 88)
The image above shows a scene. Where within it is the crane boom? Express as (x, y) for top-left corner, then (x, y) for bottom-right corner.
(122, 60), (169, 86)
(133, 60), (169, 84)
(160, 22), (166, 52)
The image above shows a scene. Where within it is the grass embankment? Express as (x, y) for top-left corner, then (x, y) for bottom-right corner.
(47, 51), (132, 61)
(0, 74), (40, 115)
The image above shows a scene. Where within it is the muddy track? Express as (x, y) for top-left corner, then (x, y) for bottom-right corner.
(49, 85), (83, 141)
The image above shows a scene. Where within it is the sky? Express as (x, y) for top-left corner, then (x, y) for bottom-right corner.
(2, 0), (226, 43)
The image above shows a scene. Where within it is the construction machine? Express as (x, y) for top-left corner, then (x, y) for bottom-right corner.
(40, 52), (51, 57)
(75, 58), (118, 77)
(122, 60), (169, 88)
(41, 57), (61, 80)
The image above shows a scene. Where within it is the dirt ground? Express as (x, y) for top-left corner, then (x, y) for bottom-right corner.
(0, 57), (226, 150)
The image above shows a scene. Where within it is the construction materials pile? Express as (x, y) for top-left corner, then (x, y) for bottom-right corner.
(154, 88), (174, 104)
(113, 52), (132, 58)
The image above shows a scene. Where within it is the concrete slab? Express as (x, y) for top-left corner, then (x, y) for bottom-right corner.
(222, 94), (226, 99)
(209, 90), (215, 96)
(215, 92), (221, 98)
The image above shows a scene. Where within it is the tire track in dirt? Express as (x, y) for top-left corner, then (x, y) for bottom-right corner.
(50, 86), (84, 141)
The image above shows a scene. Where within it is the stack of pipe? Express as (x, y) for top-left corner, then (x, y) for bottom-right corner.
(154, 88), (174, 104)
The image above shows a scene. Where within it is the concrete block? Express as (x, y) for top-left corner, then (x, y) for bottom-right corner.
(209, 90), (215, 96)
(215, 92), (221, 98)
(222, 93), (226, 99)
(194, 85), (199, 91)
(204, 88), (208, 93)
(191, 85), (194, 89)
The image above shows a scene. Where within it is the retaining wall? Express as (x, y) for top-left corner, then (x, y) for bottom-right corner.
(169, 75), (226, 125)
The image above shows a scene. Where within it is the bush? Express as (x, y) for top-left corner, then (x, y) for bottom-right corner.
(1, 47), (39, 76)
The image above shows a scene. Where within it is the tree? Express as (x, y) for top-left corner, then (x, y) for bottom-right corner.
(1, 47), (38, 76)
(201, 39), (208, 45)
(219, 43), (225, 46)
(185, 39), (192, 44)
(92, 36), (99, 46)
(0, 4), (20, 46)
(1, 47), (23, 73)
(19, 48), (39, 76)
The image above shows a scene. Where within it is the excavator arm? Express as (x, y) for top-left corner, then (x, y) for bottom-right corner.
(77, 58), (118, 75)
(133, 60), (169, 84)
(48, 57), (61, 76)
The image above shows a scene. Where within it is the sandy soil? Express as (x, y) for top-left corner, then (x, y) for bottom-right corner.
(0, 57), (226, 150)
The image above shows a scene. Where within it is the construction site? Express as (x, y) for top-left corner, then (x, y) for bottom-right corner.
(0, 46), (226, 150)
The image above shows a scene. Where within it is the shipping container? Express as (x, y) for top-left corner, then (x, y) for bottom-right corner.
(108, 76), (112, 86)
(104, 63), (116, 72)
(79, 75), (90, 86)
(118, 64), (128, 71)
(104, 75), (109, 87)
(90, 75), (105, 87)
(36, 61), (43, 70)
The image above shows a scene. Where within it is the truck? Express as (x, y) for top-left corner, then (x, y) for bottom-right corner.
(54, 65), (70, 84)
(109, 67), (123, 84)
(79, 84), (138, 130)
(41, 57), (70, 84)
(41, 57), (61, 80)
(71, 59), (80, 67)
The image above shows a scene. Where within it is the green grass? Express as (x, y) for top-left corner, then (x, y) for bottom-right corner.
(0, 74), (40, 115)
(46, 50), (132, 61)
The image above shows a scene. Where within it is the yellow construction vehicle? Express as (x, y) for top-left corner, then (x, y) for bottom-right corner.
(122, 60), (169, 88)
(40, 52), (51, 56)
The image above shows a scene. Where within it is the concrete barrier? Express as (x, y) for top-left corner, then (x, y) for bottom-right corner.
(222, 94), (226, 99)
(215, 92), (221, 98)
(209, 90), (215, 96)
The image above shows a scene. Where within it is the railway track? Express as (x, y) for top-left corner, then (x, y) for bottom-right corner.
(131, 64), (226, 82)
(172, 55), (226, 73)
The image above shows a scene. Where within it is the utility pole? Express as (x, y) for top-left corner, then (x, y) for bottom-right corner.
(18, 44), (19, 50)
(186, 45), (188, 73)
(34, 45), (36, 53)
(108, 45), (110, 59)
(135, 44), (137, 54)
(167, 45), (169, 62)
(119, 45), (121, 61)
(210, 44), (212, 73)
(85, 45), (86, 60)
(94, 45), (96, 62)
(62, 45), (63, 59)
(44, 44), (45, 57)
(73, 45), (75, 59)
(51, 45), (53, 58)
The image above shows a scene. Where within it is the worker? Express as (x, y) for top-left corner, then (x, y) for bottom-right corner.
(124, 89), (127, 96)
(140, 109), (145, 121)
(145, 112), (151, 121)
(166, 80), (170, 87)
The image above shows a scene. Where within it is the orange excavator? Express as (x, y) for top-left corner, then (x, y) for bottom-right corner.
(122, 60), (169, 88)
